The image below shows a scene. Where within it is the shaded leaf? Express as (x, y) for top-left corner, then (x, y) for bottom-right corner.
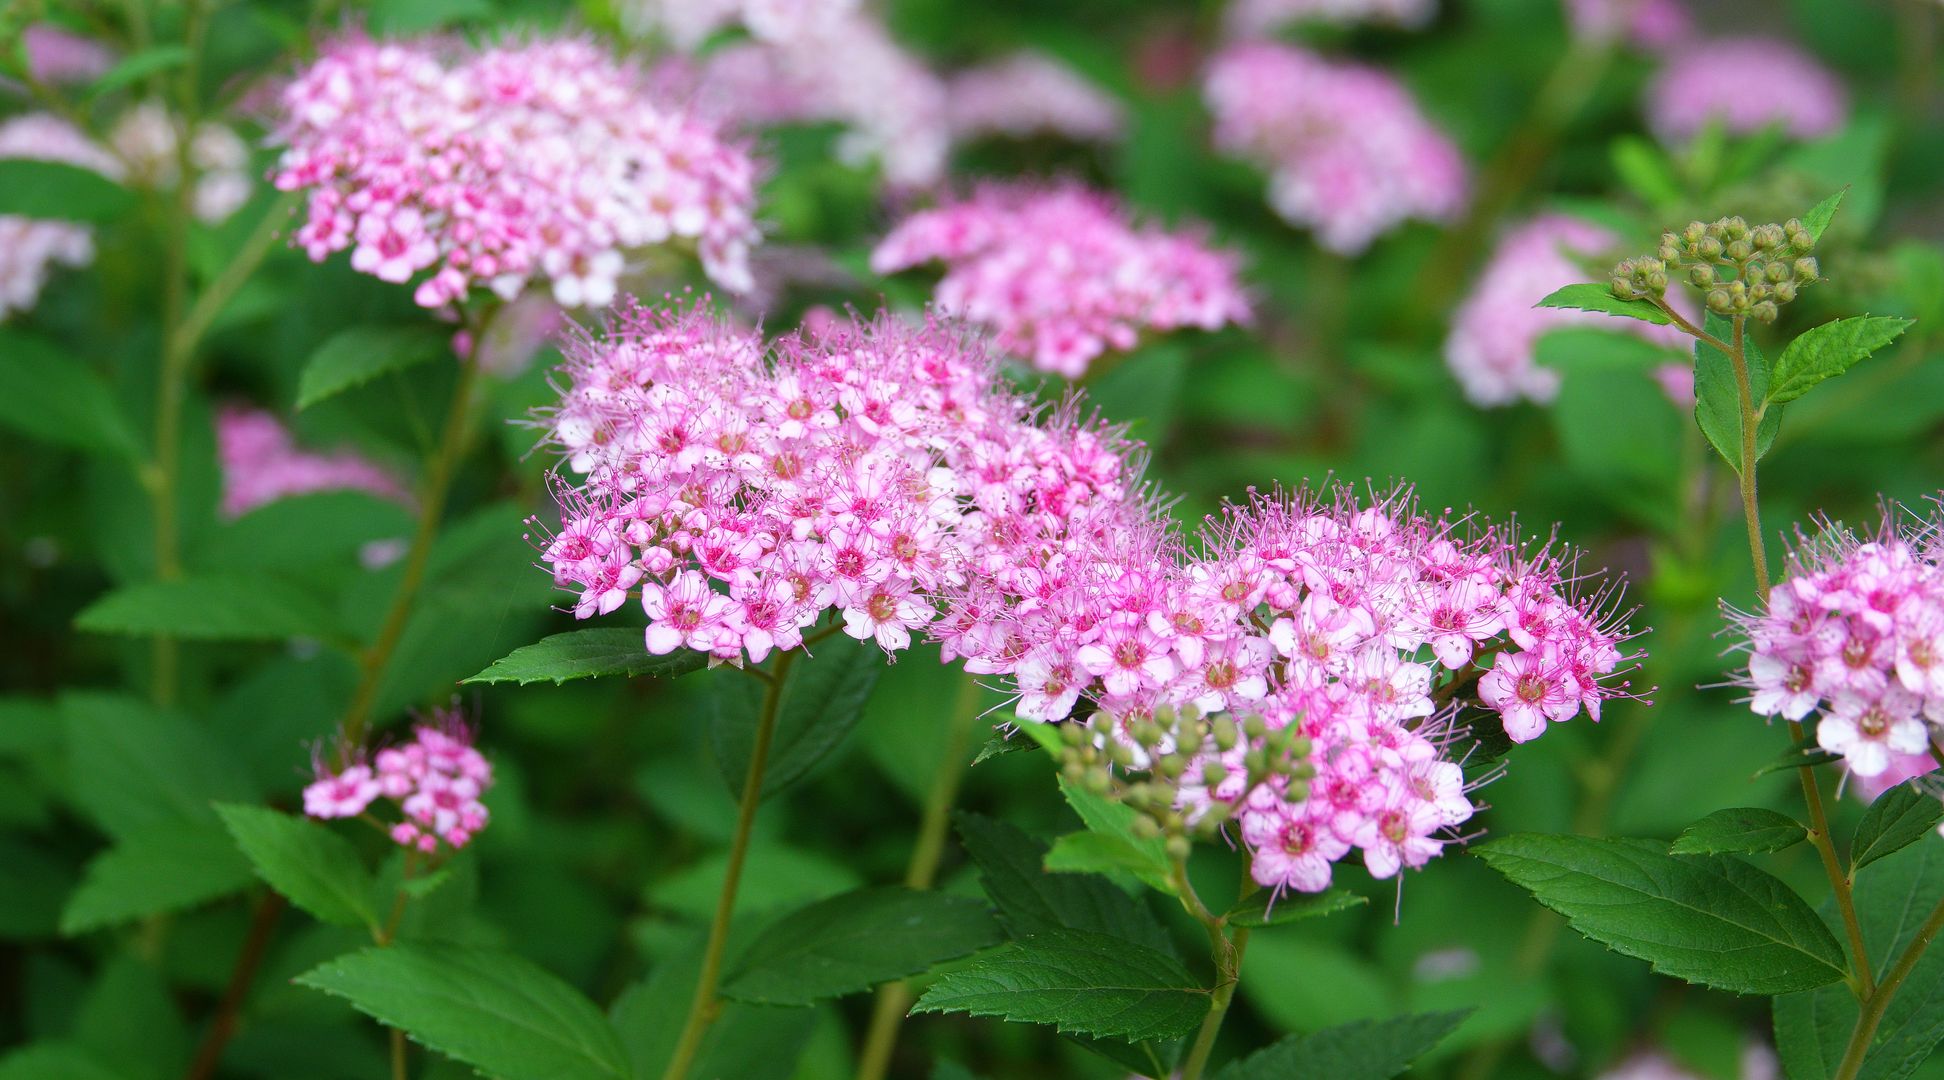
(712, 638), (882, 799)
(216, 804), (378, 930)
(611, 941), (814, 1080)
(60, 821), (253, 934)
(1211, 1009), (1473, 1080)
(1057, 776), (1173, 894)
(0, 159), (133, 222)
(1535, 283), (1672, 325)
(295, 326), (445, 410)
(62, 693), (257, 839)
(955, 813), (1174, 956)
(0, 331), (139, 457)
(1756, 734), (1841, 778)
(911, 930), (1210, 1041)
(295, 943), (632, 1080)
(722, 886), (1002, 1005)
(1225, 888), (1367, 928)
(1767, 315), (1913, 405)
(1045, 831), (1175, 894)
(86, 46), (190, 98)
(75, 575), (341, 642)
(1670, 807), (1807, 856)
(1477, 834), (1847, 994)
(1694, 313), (1782, 471)
(464, 628), (708, 686)
(1851, 780), (1944, 875)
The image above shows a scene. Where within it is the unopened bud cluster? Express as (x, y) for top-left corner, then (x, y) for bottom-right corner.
(1612, 216), (1820, 324)
(1055, 705), (1314, 858)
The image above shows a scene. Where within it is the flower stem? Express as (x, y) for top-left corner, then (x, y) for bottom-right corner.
(182, 892), (286, 1080)
(661, 648), (798, 1080)
(854, 674), (987, 1080)
(1175, 857), (1247, 1080)
(339, 339), (486, 747)
(1835, 893), (1944, 1080)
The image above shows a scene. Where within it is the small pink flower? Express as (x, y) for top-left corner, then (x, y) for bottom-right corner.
(304, 765), (381, 818)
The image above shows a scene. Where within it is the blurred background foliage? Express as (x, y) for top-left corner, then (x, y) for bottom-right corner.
(1, 0), (1941, 1077)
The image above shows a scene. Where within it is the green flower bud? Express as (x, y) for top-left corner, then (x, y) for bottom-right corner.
(1243, 748), (1268, 777)
(1131, 814), (1162, 840)
(1765, 260), (1790, 284)
(1682, 221), (1707, 245)
(1284, 780), (1310, 803)
(1794, 257), (1819, 282)
(1290, 761), (1317, 781)
(1697, 235), (1723, 259)
(1202, 761), (1229, 789)
(1658, 239), (1681, 263)
(1242, 714), (1268, 741)
(1726, 238), (1753, 262)
(1646, 269), (1668, 293)
(1773, 279), (1797, 303)
(1212, 716), (1238, 752)
(1165, 835), (1192, 861)
(1724, 216), (1749, 240)
(1753, 223), (1785, 251)
(1085, 767), (1111, 795)
(1688, 263), (1716, 287)
(1286, 735), (1312, 759)
(1156, 753), (1186, 780)
(1706, 288), (1732, 314)
(1059, 722), (1087, 747)
(1612, 277), (1640, 301)
(1108, 742), (1135, 769)
(1752, 300), (1779, 323)
(1061, 760), (1086, 784)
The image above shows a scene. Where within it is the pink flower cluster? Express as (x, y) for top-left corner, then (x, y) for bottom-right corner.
(626, 0), (859, 49)
(686, 14), (949, 189)
(110, 101), (253, 225)
(305, 711), (494, 852)
(216, 405), (410, 519)
(966, 487), (1641, 892)
(870, 182), (1251, 376)
(1224, 0), (1434, 37)
(0, 114), (120, 321)
(1735, 513), (1944, 779)
(272, 35), (761, 309)
(1563, 0), (1688, 51)
(538, 300), (1151, 657)
(1445, 214), (1690, 407)
(1204, 43), (1467, 254)
(945, 54), (1124, 145)
(23, 24), (114, 83)
(1645, 38), (1848, 144)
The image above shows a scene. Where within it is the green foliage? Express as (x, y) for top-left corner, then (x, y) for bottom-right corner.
(612, 941), (816, 1080)
(1535, 283), (1673, 325)
(75, 576), (342, 642)
(1767, 315), (1913, 404)
(1477, 834), (1849, 994)
(720, 886), (1002, 1005)
(216, 804), (379, 930)
(1225, 888), (1367, 927)
(1693, 313), (1784, 471)
(62, 693), (258, 839)
(1850, 782), (1944, 875)
(955, 812), (1175, 955)
(465, 628), (709, 685)
(1802, 189), (1847, 243)
(1669, 807), (1807, 855)
(1054, 775), (1175, 893)
(296, 943), (634, 1080)
(0, 160), (134, 222)
(710, 638), (882, 798)
(60, 821), (253, 933)
(1210, 1009), (1473, 1080)
(911, 929), (1211, 1041)
(0, 332), (140, 457)
(294, 326), (446, 409)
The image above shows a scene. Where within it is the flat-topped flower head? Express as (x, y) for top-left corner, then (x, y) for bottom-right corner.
(1645, 37), (1847, 144)
(1204, 43), (1466, 254)
(1446, 214), (1691, 407)
(305, 706), (495, 853)
(945, 54), (1124, 145)
(1731, 505), (1944, 780)
(273, 35), (761, 309)
(871, 182), (1251, 376)
(216, 405), (410, 519)
(0, 114), (121, 322)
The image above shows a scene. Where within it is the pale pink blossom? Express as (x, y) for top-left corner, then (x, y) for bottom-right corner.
(1645, 38), (1848, 143)
(305, 708), (494, 851)
(0, 115), (121, 321)
(1225, 0), (1434, 36)
(946, 53), (1123, 144)
(216, 406), (410, 519)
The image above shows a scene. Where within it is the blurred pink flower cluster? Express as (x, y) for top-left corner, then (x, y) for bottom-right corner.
(1445, 214), (1691, 407)
(626, 0), (859, 49)
(216, 405), (409, 519)
(870, 182), (1251, 376)
(0, 114), (119, 321)
(1563, 0), (1688, 50)
(305, 709), (494, 852)
(1645, 37), (1847, 143)
(538, 298), (1639, 894)
(1204, 43), (1467, 254)
(1735, 511), (1944, 780)
(109, 101), (254, 225)
(22, 23), (114, 83)
(1224, 0), (1434, 36)
(272, 35), (761, 309)
(945, 53), (1124, 144)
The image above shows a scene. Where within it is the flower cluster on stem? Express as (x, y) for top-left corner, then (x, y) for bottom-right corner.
(305, 707), (495, 853)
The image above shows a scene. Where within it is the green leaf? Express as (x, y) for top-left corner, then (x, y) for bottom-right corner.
(60, 821), (254, 934)
(295, 943), (632, 1080)
(1535, 283), (1673, 326)
(612, 940), (814, 1080)
(1669, 807), (1807, 855)
(1755, 733), (1841, 778)
(1611, 136), (1683, 208)
(208, 492), (415, 572)
(972, 731), (1032, 765)
(295, 326), (446, 410)
(1056, 776), (1174, 894)
(911, 930), (1210, 1041)
(463, 628), (708, 685)
(0, 159), (133, 222)
(954, 813), (1174, 956)
(1693, 313), (1783, 471)
(1225, 888), (1368, 928)
(1850, 780), (1944, 875)
(0, 331), (140, 457)
(0, 1044), (125, 1080)
(1776, 841), (1944, 1080)
(1211, 1009), (1473, 1080)
(1533, 327), (1683, 371)
(216, 805), (379, 930)
(85, 45), (191, 98)
(1767, 315), (1913, 405)
(711, 637), (882, 799)
(62, 693), (257, 839)
(75, 575), (342, 642)
(1802, 189), (1846, 243)
(1476, 834), (1847, 994)
(721, 886), (1002, 1005)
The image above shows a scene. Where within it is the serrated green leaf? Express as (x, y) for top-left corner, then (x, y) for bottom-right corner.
(712, 637), (881, 799)
(1767, 315), (1913, 405)
(0, 331), (139, 457)
(911, 930), (1210, 1041)
(721, 886), (1002, 1005)
(954, 813), (1174, 956)
(60, 821), (254, 934)
(1056, 776), (1174, 895)
(972, 731), (1031, 765)
(1850, 779), (1944, 875)
(1225, 888), (1367, 928)
(1756, 733), (1841, 778)
(75, 575), (342, 642)
(1776, 842), (1944, 1080)
(1670, 807), (1807, 855)
(1211, 1008), (1473, 1080)
(1045, 831), (1175, 894)
(1477, 834), (1847, 994)
(463, 628), (708, 685)
(62, 693), (257, 839)
(1535, 283), (1673, 325)
(1693, 313), (1783, 472)
(85, 45), (190, 98)
(295, 943), (632, 1080)
(1611, 136), (1683, 208)
(1802, 189), (1846, 243)
(295, 326), (445, 410)
(216, 804), (378, 930)
(0, 159), (133, 222)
